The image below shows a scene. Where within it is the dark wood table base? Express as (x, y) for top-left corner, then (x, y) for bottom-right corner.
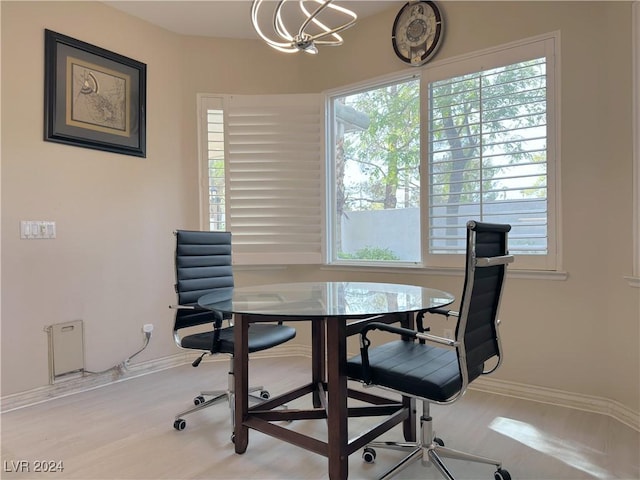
(243, 384), (410, 450)
(233, 313), (417, 479)
(239, 382), (413, 471)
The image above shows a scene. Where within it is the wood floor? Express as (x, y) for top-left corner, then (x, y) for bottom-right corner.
(1, 356), (638, 480)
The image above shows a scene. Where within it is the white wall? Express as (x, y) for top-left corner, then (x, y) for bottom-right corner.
(1, 1), (182, 393)
(1, 1), (638, 418)
(0, 1), (304, 394)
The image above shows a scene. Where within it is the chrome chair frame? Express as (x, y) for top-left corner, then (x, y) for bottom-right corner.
(349, 221), (514, 480)
(171, 306), (271, 429)
(170, 230), (295, 433)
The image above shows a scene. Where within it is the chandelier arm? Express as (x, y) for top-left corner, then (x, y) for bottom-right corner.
(250, 0), (357, 53)
(304, 22), (354, 42)
(297, 0), (333, 38)
(251, 0), (298, 52)
(274, 0), (295, 41)
(299, 1), (357, 44)
(313, 35), (344, 46)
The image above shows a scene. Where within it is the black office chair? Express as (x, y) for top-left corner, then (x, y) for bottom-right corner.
(171, 230), (296, 432)
(347, 221), (514, 480)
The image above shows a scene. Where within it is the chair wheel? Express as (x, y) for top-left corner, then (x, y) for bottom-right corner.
(194, 395), (206, 405)
(495, 468), (511, 480)
(433, 437), (445, 446)
(231, 433), (235, 443)
(259, 390), (270, 399)
(362, 447), (376, 464)
(173, 418), (186, 431)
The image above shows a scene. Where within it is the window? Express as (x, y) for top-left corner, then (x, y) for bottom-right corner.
(327, 34), (558, 270)
(328, 78), (421, 264)
(426, 56), (552, 268)
(198, 96), (226, 231)
(198, 35), (558, 271)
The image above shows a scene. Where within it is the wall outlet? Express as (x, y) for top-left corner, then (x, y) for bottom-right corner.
(143, 324), (154, 333)
(443, 328), (454, 340)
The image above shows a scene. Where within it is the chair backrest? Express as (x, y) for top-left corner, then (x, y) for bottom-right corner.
(174, 230), (234, 330)
(456, 221), (513, 388)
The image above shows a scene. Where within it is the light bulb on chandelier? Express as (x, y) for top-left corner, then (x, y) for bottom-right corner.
(251, 0), (357, 54)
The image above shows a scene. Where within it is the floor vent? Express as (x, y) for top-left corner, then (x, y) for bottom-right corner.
(46, 320), (85, 384)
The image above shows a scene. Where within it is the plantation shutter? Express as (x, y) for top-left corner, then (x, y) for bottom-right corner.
(424, 36), (557, 270)
(226, 94), (323, 265)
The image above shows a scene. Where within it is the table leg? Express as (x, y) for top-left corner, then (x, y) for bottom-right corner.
(311, 317), (325, 408)
(233, 313), (249, 453)
(326, 317), (348, 480)
(400, 312), (417, 443)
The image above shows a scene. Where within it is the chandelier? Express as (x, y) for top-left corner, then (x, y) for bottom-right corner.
(250, 0), (358, 54)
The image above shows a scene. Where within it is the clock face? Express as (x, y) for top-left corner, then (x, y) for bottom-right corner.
(392, 1), (443, 66)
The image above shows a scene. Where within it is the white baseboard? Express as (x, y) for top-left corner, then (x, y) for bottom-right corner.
(2, 346), (638, 433)
(0, 352), (191, 413)
(0, 345), (303, 414)
(470, 377), (639, 432)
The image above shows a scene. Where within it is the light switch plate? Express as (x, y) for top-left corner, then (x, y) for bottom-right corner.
(20, 220), (56, 239)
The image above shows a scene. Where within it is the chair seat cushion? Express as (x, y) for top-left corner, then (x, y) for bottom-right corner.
(181, 324), (296, 354)
(346, 340), (476, 403)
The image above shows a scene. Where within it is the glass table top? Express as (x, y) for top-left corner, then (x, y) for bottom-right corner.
(197, 281), (454, 318)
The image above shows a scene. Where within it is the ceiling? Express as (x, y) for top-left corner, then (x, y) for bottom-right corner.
(104, 1), (402, 39)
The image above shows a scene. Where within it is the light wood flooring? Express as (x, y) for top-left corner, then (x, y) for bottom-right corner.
(1, 356), (638, 480)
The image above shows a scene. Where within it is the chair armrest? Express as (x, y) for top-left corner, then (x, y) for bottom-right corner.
(416, 332), (458, 347)
(170, 303), (225, 330)
(360, 322), (458, 347)
(182, 306), (227, 360)
(356, 322), (459, 383)
(360, 322), (417, 339)
(476, 254), (514, 267)
(415, 308), (458, 343)
(426, 308), (459, 318)
(346, 314), (388, 336)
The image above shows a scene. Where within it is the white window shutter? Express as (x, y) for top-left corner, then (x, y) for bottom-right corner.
(423, 35), (558, 270)
(226, 94), (324, 265)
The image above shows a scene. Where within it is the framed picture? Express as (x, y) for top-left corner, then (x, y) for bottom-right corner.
(44, 29), (146, 157)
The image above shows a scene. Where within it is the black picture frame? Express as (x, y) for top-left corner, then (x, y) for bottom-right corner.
(44, 29), (146, 157)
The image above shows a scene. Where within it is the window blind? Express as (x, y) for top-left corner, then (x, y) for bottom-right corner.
(226, 94), (323, 265)
(422, 35), (557, 271)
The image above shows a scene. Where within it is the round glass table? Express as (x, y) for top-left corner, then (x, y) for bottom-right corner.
(198, 281), (455, 480)
(198, 281), (454, 318)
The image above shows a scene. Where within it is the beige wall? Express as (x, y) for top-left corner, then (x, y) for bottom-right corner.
(1, 1), (638, 417)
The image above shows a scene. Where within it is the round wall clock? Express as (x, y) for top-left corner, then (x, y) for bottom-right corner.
(392, 1), (444, 66)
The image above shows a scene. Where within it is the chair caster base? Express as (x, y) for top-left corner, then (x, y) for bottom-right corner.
(362, 447), (376, 463)
(495, 468), (511, 480)
(360, 436), (510, 480)
(173, 418), (186, 431)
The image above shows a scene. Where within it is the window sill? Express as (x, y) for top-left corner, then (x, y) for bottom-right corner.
(321, 264), (568, 281)
(624, 276), (640, 288)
